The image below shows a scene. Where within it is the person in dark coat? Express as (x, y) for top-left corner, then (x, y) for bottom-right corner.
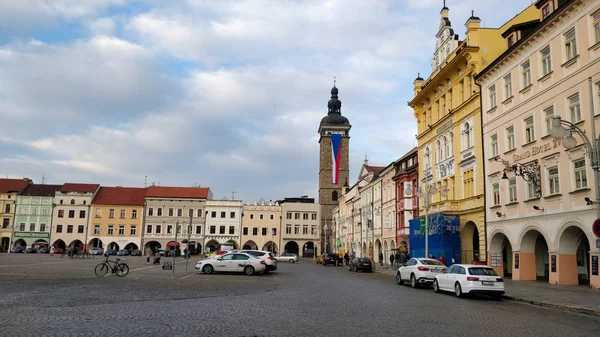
(378, 252), (384, 266)
(343, 252), (349, 266)
(389, 253), (394, 267)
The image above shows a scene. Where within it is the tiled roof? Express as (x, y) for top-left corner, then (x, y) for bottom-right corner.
(21, 184), (63, 197)
(60, 183), (100, 193)
(91, 187), (147, 206)
(0, 178), (32, 194)
(145, 186), (211, 199)
(364, 165), (386, 176)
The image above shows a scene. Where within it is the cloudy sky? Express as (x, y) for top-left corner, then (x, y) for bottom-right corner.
(0, 0), (533, 202)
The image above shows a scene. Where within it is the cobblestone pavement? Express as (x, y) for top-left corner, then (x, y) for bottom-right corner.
(0, 255), (599, 337)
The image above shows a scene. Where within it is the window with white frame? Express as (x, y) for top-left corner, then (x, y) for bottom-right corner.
(443, 136), (450, 158)
(524, 117), (535, 143)
(508, 178), (517, 203)
(541, 47), (552, 76)
(506, 126), (515, 150)
(594, 10), (600, 44)
(522, 61), (531, 87)
(568, 93), (581, 122)
(462, 122), (472, 150)
(489, 85), (497, 108)
(424, 147), (431, 169)
(491, 134), (498, 157)
(548, 166), (560, 194)
(504, 74), (512, 99)
(492, 183), (500, 205)
(436, 140), (442, 162)
(574, 159), (587, 189)
(544, 106), (554, 135)
(542, 4), (550, 20)
(564, 28), (577, 60)
(526, 180), (536, 199)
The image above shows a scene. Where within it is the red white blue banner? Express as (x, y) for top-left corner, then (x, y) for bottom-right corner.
(331, 134), (342, 184)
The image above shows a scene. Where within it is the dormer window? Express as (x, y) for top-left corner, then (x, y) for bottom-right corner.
(542, 4), (550, 20)
(507, 35), (515, 47)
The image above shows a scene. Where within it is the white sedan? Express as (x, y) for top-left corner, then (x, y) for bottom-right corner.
(433, 264), (505, 299)
(396, 258), (447, 288)
(196, 252), (266, 276)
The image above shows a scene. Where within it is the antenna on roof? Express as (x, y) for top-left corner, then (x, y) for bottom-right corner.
(231, 190), (237, 200)
(41, 174), (46, 184)
(144, 175), (147, 188)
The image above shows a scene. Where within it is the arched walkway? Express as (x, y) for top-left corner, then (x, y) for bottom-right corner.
(558, 224), (591, 285)
(390, 240), (396, 252)
(144, 241), (162, 253)
(52, 239), (66, 249)
(262, 241), (278, 254)
(519, 229), (549, 281)
(107, 242), (120, 251)
(13, 239), (26, 247)
(205, 240), (219, 252)
(32, 239), (48, 248)
(462, 221), (480, 262)
(362, 242), (367, 258)
(489, 231), (513, 278)
(88, 238), (103, 249)
(225, 240), (238, 249)
(188, 241), (201, 255)
(69, 240), (83, 249)
(375, 239), (382, 263)
(383, 241), (389, 264)
(302, 241), (315, 258)
(242, 240), (258, 250)
(124, 243), (139, 251)
(284, 241), (299, 255)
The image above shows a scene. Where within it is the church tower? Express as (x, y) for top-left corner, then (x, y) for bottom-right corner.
(318, 82), (351, 254)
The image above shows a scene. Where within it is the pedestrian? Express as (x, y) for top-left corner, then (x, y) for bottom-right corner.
(343, 252), (349, 266)
(395, 252), (400, 268)
(389, 253), (394, 267)
(378, 251), (383, 266)
(429, 253), (436, 259)
(438, 255), (446, 265)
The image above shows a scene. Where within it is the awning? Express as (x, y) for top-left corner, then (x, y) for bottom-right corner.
(181, 239), (189, 244)
(167, 242), (180, 247)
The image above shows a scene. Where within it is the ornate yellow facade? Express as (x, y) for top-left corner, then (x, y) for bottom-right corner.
(409, 5), (538, 262)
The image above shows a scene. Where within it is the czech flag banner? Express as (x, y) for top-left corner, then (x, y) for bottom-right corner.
(331, 134), (342, 184)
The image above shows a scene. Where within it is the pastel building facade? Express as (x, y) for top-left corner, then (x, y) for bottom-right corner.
(280, 197), (320, 257)
(51, 183), (100, 250)
(0, 178), (32, 251)
(204, 199), (243, 252)
(393, 147), (419, 256)
(479, 0), (600, 288)
(13, 184), (62, 248)
(241, 200), (282, 254)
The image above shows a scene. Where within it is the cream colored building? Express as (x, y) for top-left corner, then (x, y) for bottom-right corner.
(479, 0), (600, 288)
(204, 199), (243, 252)
(51, 183), (99, 250)
(380, 161), (398, 264)
(241, 200), (281, 253)
(280, 197), (320, 257)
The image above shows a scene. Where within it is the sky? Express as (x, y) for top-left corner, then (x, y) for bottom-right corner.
(0, 0), (535, 203)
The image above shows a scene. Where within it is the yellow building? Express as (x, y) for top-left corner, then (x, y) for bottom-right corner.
(409, 4), (537, 262)
(89, 186), (146, 252)
(240, 200), (281, 253)
(0, 178), (32, 251)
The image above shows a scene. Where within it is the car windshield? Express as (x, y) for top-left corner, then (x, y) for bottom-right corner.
(357, 258), (370, 263)
(468, 267), (499, 276)
(419, 259), (445, 266)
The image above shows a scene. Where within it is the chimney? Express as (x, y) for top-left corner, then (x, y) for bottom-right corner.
(465, 10), (481, 34)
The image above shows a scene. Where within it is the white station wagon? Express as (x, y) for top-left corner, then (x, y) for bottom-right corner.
(433, 264), (505, 299)
(196, 252), (266, 276)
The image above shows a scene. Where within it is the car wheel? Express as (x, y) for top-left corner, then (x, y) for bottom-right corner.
(454, 282), (463, 298)
(433, 279), (440, 293)
(410, 274), (418, 288)
(289, 260), (294, 264)
(396, 272), (403, 285)
(202, 264), (213, 274)
(244, 266), (255, 276)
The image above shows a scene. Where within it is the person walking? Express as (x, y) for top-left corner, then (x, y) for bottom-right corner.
(389, 253), (394, 268)
(394, 252), (400, 268)
(343, 252), (349, 266)
(378, 251), (383, 266)
(438, 255), (446, 265)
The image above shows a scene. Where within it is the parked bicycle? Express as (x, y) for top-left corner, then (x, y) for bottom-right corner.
(94, 255), (129, 277)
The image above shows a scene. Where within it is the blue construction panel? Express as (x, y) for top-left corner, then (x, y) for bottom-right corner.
(409, 213), (461, 265)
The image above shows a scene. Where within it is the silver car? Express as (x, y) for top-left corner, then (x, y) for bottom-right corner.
(275, 253), (299, 263)
(89, 247), (104, 255)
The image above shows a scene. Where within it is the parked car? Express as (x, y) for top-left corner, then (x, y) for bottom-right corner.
(89, 247), (104, 255)
(37, 247), (50, 254)
(116, 249), (130, 256)
(349, 257), (372, 272)
(241, 250), (278, 272)
(396, 258), (447, 288)
(104, 249), (117, 256)
(195, 252), (266, 275)
(322, 253), (340, 266)
(157, 249), (167, 256)
(25, 247), (38, 254)
(130, 249), (142, 256)
(275, 253), (298, 263)
(433, 264), (505, 299)
(51, 247), (64, 255)
(10, 246), (26, 253)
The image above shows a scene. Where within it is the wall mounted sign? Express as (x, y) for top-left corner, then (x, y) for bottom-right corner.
(592, 256), (598, 276)
(490, 253), (502, 267)
(592, 218), (600, 239)
(512, 139), (562, 163)
(551, 255), (556, 273)
(514, 253), (519, 269)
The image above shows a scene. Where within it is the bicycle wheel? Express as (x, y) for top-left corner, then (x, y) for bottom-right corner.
(116, 263), (129, 277)
(94, 263), (109, 277)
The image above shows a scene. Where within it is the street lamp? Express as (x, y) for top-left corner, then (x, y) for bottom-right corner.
(550, 78), (600, 219)
(406, 182), (446, 258)
(496, 158), (541, 197)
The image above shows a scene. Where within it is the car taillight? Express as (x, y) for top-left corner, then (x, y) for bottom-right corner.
(467, 277), (479, 281)
(496, 277), (503, 282)
(260, 260), (265, 264)
(356, 263), (361, 267)
(267, 256), (274, 260)
(325, 257), (330, 260)
(417, 266), (430, 271)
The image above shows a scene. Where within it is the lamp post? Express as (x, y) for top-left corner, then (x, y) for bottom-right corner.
(406, 182), (445, 258)
(172, 220), (179, 278)
(550, 78), (600, 219)
(324, 223), (330, 254)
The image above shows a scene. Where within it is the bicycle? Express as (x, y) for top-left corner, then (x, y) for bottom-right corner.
(94, 255), (129, 277)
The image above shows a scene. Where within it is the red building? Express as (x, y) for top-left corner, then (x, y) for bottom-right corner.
(392, 147), (418, 255)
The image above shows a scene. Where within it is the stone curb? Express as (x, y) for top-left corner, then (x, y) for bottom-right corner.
(374, 269), (600, 318)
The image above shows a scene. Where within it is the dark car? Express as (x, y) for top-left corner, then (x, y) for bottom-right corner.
(10, 246), (26, 253)
(349, 258), (372, 272)
(116, 249), (130, 256)
(25, 247), (38, 254)
(322, 253), (340, 266)
(104, 249), (117, 256)
(130, 249), (142, 256)
(37, 247), (50, 254)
